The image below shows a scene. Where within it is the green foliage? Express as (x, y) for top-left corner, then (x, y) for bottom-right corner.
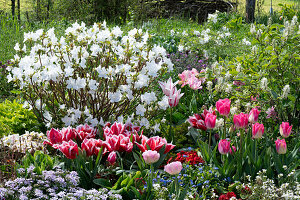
(0, 100), (41, 137)
(19, 150), (59, 175)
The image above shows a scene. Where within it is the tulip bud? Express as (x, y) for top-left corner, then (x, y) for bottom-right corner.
(142, 150), (160, 164)
(275, 139), (287, 154)
(229, 146), (236, 154)
(164, 161), (182, 175)
(216, 98), (231, 117)
(107, 151), (117, 164)
(280, 122), (292, 138)
(252, 123), (264, 139)
(218, 139), (231, 155)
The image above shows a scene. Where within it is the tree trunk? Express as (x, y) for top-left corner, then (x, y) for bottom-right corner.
(37, 0), (41, 21)
(246, 0), (256, 23)
(11, 0), (16, 19)
(17, 0), (20, 21)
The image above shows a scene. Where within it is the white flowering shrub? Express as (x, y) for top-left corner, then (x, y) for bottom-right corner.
(1, 131), (46, 153)
(8, 22), (174, 127)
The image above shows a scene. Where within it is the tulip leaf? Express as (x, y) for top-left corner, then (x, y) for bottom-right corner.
(93, 178), (112, 188)
(153, 145), (167, 169)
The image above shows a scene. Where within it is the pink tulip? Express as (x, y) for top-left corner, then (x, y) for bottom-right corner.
(218, 139), (231, 154)
(107, 151), (117, 164)
(57, 140), (79, 159)
(229, 146), (236, 154)
(205, 113), (217, 129)
(142, 150), (160, 164)
(252, 123), (264, 139)
(158, 77), (178, 97)
(248, 108), (261, 123)
(280, 122), (292, 138)
(275, 139), (287, 154)
(168, 87), (184, 107)
(216, 98), (231, 117)
(233, 113), (249, 129)
(164, 161), (182, 175)
(135, 136), (175, 154)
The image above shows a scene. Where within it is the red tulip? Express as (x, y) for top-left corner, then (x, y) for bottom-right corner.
(58, 140), (79, 159)
(216, 98), (231, 117)
(135, 136), (175, 154)
(233, 113), (249, 129)
(44, 128), (63, 147)
(275, 139), (287, 154)
(218, 139), (231, 154)
(280, 122), (292, 138)
(252, 123), (264, 139)
(187, 114), (206, 131)
(76, 124), (97, 141)
(205, 113), (217, 129)
(81, 138), (97, 157)
(248, 108), (260, 123)
(61, 126), (77, 141)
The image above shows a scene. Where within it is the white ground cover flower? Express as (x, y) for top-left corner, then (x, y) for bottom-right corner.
(8, 22), (173, 127)
(1, 131), (46, 153)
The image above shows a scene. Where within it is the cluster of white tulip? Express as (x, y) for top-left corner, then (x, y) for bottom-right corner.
(8, 22), (174, 128)
(1, 131), (46, 153)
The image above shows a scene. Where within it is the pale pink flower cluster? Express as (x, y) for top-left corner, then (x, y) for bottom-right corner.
(178, 68), (206, 90)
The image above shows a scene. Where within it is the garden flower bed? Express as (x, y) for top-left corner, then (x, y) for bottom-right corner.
(0, 7), (299, 200)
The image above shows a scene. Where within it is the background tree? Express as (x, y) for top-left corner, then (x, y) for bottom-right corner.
(246, 0), (256, 22)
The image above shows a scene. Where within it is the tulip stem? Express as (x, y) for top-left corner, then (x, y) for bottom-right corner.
(239, 128), (244, 177)
(208, 129), (212, 155)
(169, 107), (174, 142)
(223, 116), (226, 139)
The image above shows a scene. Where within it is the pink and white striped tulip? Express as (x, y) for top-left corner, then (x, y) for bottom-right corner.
(233, 113), (249, 129)
(168, 88), (184, 107)
(252, 123), (264, 139)
(280, 122), (292, 138)
(158, 77), (178, 97)
(218, 139), (231, 155)
(248, 108), (260, 123)
(275, 139), (287, 154)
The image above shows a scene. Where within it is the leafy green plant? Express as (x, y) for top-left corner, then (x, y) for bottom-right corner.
(19, 150), (59, 175)
(0, 100), (42, 137)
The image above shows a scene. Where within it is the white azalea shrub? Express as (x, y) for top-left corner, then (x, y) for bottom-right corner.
(8, 22), (174, 127)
